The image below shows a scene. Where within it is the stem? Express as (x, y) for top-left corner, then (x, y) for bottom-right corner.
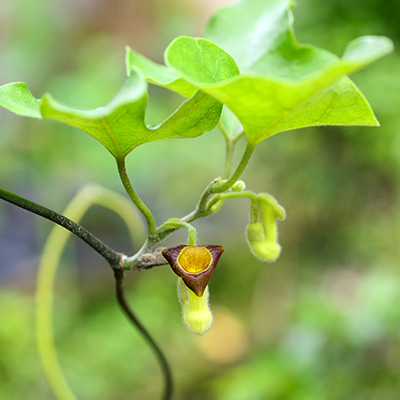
(218, 121), (235, 179)
(0, 186), (121, 267)
(218, 121), (231, 142)
(219, 121), (245, 180)
(117, 158), (156, 235)
(114, 270), (173, 400)
(208, 191), (256, 207)
(207, 191), (260, 222)
(224, 139), (235, 179)
(122, 219), (199, 269)
(211, 141), (255, 193)
(36, 184), (165, 399)
(159, 220), (197, 246)
(36, 184), (145, 400)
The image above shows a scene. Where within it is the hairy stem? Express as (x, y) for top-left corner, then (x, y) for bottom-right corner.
(114, 270), (173, 400)
(0, 186), (122, 267)
(117, 158), (156, 235)
(158, 220), (197, 246)
(207, 191), (260, 222)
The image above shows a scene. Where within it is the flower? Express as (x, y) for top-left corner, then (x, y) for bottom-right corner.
(162, 244), (224, 335)
(162, 245), (224, 296)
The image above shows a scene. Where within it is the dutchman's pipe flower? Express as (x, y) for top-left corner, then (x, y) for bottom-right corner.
(162, 245), (224, 335)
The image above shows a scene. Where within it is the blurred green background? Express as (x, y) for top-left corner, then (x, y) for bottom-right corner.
(1, 0), (400, 399)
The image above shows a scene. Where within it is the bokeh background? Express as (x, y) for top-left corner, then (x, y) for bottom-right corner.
(1, 0), (400, 399)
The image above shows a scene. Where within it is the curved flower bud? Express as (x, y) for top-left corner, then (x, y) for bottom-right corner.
(246, 194), (285, 262)
(258, 193), (286, 221)
(162, 245), (224, 296)
(246, 222), (281, 261)
(177, 278), (212, 335)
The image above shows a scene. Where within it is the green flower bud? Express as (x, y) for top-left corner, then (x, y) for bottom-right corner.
(245, 194), (285, 262)
(246, 221), (265, 243)
(258, 193), (286, 221)
(246, 222), (281, 262)
(177, 278), (212, 335)
(230, 180), (246, 192)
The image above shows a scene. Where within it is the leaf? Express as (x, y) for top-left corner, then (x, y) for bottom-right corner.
(0, 82), (41, 118)
(0, 70), (222, 160)
(165, 0), (393, 145)
(203, 0), (333, 77)
(125, 47), (197, 98)
(165, 37), (240, 84)
(126, 42), (244, 141)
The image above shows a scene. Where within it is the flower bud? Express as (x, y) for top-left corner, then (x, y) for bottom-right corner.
(246, 222), (281, 262)
(230, 180), (246, 192)
(246, 221), (264, 243)
(258, 193), (286, 221)
(245, 194), (285, 262)
(177, 278), (212, 335)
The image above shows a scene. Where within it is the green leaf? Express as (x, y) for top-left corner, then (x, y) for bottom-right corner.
(203, 0), (334, 77)
(0, 82), (41, 118)
(165, 37), (240, 84)
(0, 71), (222, 160)
(165, 0), (393, 145)
(125, 47), (197, 98)
(204, 0), (392, 77)
(127, 45), (242, 140)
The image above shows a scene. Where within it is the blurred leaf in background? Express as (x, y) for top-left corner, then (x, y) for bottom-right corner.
(1, 0), (400, 399)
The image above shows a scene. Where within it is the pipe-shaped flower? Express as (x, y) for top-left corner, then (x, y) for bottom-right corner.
(246, 194), (285, 262)
(177, 278), (212, 335)
(162, 245), (224, 296)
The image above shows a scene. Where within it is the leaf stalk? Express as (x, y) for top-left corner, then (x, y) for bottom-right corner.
(116, 158), (157, 235)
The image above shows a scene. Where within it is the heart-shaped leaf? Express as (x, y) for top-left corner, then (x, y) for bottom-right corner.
(164, 0), (393, 145)
(0, 70), (222, 160)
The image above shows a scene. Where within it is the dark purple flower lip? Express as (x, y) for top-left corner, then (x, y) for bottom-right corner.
(162, 245), (224, 296)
